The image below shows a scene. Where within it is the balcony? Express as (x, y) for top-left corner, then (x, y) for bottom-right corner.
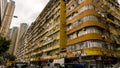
(47, 28), (60, 37)
(67, 21), (108, 35)
(67, 9), (100, 25)
(42, 44), (60, 52)
(66, 0), (91, 17)
(67, 33), (112, 46)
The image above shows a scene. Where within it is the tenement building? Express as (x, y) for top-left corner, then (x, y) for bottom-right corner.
(24, 0), (66, 63)
(22, 0), (120, 67)
(65, 0), (120, 67)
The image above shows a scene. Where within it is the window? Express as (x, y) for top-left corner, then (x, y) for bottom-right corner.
(67, 27), (102, 40)
(67, 15), (99, 31)
(66, 0), (72, 5)
(76, 44), (81, 50)
(67, 2), (78, 13)
(77, 0), (84, 4)
(66, 40), (113, 51)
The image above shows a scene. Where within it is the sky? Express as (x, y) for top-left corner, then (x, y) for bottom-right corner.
(10, 0), (120, 28)
(10, 0), (49, 28)
(119, 0), (120, 4)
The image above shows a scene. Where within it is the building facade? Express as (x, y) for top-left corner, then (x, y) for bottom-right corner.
(14, 23), (28, 56)
(16, 32), (27, 62)
(8, 27), (18, 54)
(23, 0), (66, 63)
(65, 0), (120, 67)
(0, 0), (7, 23)
(20, 0), (120, 67)
(7, 28), (12, 39)
(0, 0), (15, 36)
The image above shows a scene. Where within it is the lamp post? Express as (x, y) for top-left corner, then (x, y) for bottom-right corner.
(11, 15), (18, 19)
(0, 14), (18, 28)
(1, 15), (18, 24)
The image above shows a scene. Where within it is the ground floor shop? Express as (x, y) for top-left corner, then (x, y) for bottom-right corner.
(29, 55), (118, 68)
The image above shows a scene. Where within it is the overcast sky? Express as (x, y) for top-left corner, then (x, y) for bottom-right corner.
(10, 0), (49, 28)
(10, 0), (120, 28)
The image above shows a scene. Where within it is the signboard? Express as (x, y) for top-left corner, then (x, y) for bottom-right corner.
(86, 50), (102, 56)
(67, 53), (74, 58)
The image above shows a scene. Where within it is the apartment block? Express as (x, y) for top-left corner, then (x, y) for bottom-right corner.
(23, 0), (66, 63)
(21, 0), (120, 67)
(0, 0), (7, 23)
(0, 0), (15, 36)
(8, 27), (18, 54)
(7, 28), (12, 39)
(65, 0), (120, 67)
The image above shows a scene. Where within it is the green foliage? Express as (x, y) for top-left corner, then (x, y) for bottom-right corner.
(0, 58), (2, 65)
(6, 53), (16, 61)
(0, 36), (11, 56)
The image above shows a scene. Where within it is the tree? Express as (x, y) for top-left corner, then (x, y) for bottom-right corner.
(0, 58), (3, 65)
(6, 54), (16, 61)
(0, 35), (11, 56)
